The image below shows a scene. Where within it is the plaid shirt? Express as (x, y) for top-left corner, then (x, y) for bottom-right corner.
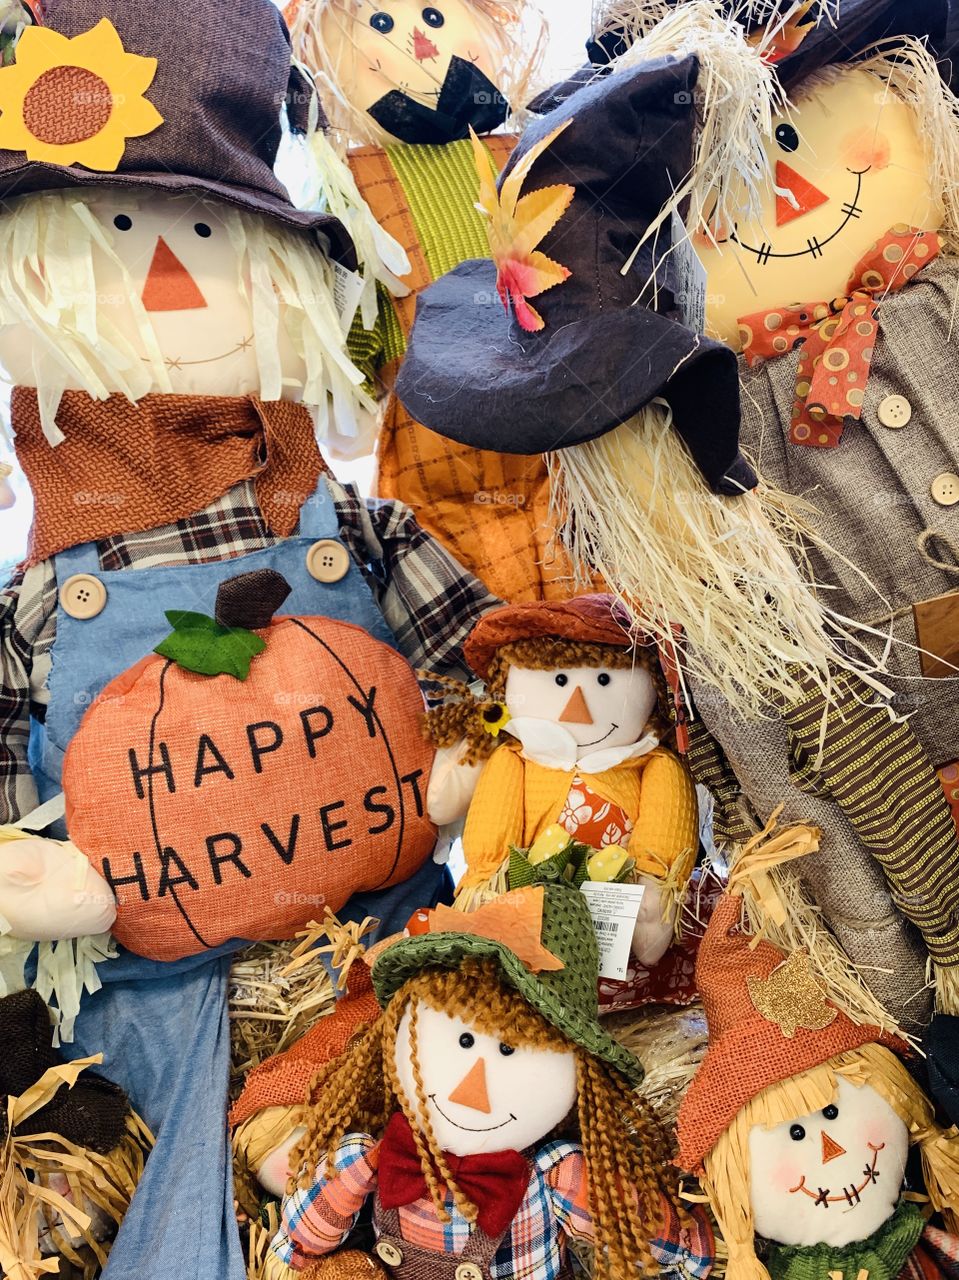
(273, 1132), (714, 1279)
(0, 476), (498, 824)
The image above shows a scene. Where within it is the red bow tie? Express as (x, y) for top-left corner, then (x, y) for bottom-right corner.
(377, 1112), (530, 1237)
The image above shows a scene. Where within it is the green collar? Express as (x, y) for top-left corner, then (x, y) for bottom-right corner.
(767, 1200), (925, 1280)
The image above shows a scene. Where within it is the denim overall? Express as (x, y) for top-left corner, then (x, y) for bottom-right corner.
(27, 477), (449, 1280)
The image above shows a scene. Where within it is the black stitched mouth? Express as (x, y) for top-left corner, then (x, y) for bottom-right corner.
(723, 168), (869, 263)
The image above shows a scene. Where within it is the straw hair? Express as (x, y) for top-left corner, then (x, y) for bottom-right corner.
(549, 401), (889, 713)
(289, 0), (546, 151)
(700, 1044), (959, 1280)
(594, 0), (836, 46)
(0, 191), (370, 449)
(292, 959), (680, 1280)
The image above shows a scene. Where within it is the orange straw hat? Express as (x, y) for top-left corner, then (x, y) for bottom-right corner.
(676, 894), (906, 1175)
(464, 595), (633, 682)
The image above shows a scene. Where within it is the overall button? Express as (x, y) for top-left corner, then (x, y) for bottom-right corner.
(876, 394), (911, 429)
(375, 1241), (403, 1267)
(931, 473), (959, 507)
(455, 1265), (484, 1280)
(59, 574), (107, 620)
(306, 539), (350, 584)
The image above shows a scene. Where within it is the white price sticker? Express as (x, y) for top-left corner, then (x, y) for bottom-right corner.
(332, 260), (365, 331)
(580, 881), (647, 981)
(670, 209), (707, 335)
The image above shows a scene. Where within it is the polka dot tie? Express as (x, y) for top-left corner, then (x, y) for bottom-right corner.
(738, 225), (940, 448)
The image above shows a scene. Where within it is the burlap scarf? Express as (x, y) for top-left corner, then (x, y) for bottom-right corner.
(13, 389), (324, 567)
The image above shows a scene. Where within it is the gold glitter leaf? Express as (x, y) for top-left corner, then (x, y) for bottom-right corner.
(746, 949), (838, 1038)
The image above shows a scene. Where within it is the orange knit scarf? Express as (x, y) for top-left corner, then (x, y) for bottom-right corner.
(13, 389), (325, 566)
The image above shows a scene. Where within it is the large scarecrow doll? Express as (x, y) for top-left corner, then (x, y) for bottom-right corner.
(395, 2), (959, 1031)
(0, 2), (498, 1277)
(270, 882), (715, 1280)
(286, 0), (583, 604)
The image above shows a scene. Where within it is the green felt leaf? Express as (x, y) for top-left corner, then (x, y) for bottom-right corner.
(154, 610), (266, 680)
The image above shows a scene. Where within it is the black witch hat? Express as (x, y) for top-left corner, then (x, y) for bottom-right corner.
(395, 55), (754, 496)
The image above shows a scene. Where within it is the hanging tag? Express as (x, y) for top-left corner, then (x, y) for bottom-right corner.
(580, 881), (646, 980)
(332, 261), (365, 332)
(671, 210), (707, 335)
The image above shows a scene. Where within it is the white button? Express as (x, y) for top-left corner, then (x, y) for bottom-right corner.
(455, 1265), (484, 1280)
(931, 472), (959, 507)
(876, 394), (912, 429)
(59, 574), (107, 620)
(375, 1241), (403, 1267)
(306, 539), (350, 584)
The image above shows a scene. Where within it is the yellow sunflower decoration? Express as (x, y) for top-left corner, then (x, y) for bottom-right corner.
(0, 18), (163, 171)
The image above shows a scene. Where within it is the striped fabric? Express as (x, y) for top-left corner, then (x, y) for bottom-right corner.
(782, 668), (959, 962)
(272, 1131), (714, 1279)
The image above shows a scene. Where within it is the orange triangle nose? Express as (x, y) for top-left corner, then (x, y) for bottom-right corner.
(821, 1130), (846, 1164)
(559, 686), (593, 725)
(448, 1057), (491, 1113)
(142, 237), (208, 312)
(775, 161), (829, 226)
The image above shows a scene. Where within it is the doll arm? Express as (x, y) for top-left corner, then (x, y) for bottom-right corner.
(272, 1133), (380, 1269)
(460, 748), (526, 889)
(628, 749), (699, 881)
(0, 563), (52, 825)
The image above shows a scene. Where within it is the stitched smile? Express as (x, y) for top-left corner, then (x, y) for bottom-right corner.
(431, 1096), (517, 1133)
(728, 168), (869, 263)
(789, 1142), (885, 1207)
(142, 337), (254, 369)
(578, 724), (618, 748)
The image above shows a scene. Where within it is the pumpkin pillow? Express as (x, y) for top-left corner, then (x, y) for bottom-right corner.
(62, 570), (437, 962)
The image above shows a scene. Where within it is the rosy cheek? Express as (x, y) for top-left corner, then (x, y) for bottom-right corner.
(841, 127), (891, 172)
(866, 1129), (887, 1150)
(769, 1160), (805, 1191)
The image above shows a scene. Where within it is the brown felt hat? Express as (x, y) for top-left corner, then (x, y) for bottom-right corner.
(0, 0), (352, 261)
(465, 596), (633, 682)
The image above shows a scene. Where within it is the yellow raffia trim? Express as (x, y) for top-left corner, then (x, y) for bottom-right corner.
(0, 20), (162, 171)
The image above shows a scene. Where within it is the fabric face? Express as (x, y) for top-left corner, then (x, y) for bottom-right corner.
(702, 69), (942, 347)
(393, 1000), (578, 1157)
(748, 1078), (909, 1248)
(504, 664), (657, 757)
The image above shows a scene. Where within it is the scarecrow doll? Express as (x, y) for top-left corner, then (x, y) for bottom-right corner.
(396, 2), (959, 1031)
(0, 2), (497, 1276)
(270, 881), (715, 1280)
(422, 595), (703, 1008)
(676, 890), (959, 1280)
(285, 0), (586, 605)
(0, 988), (152, 1280)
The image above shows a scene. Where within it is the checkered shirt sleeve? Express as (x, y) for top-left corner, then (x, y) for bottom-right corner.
(272, 1133), (380, 1269)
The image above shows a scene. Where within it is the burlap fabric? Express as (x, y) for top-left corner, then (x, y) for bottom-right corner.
(0, 989), (130, 1153)
(13, 390), (324, 565)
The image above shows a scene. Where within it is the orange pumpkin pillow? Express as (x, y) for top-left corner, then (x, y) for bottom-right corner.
(62, 571), (436, 961)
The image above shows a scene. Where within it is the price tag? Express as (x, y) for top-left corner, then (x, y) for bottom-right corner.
(579, 882), (646, 981)
(332, 261), (365, 331)
(670, 210), (707, 335)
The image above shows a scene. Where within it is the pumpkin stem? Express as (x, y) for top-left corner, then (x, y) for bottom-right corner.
(215, 570), (292, 631)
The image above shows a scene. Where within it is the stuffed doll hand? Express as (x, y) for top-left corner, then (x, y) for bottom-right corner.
(426, 740), (483, 827)
(324, 402), (382, 463)
(0, 830), (116, 940)
(256, 1123), (307, 1198)
(630, 875), (678, 968)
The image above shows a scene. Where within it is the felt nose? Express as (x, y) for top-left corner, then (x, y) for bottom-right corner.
(559, 686), (593, 725)
(448, 1057), (491, 1114)
(821, 1131), (846, 1164)
(775, 161), (829, 227)
(412, 27), (440, 61)
(142, 236), (208, 312)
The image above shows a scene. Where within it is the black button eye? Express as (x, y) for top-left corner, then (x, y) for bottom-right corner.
(790, 1124), (806, 1141)
(775, 123), (800, 153)
(555, 673), (569, 687)
(113, 214), (133, 231)
(422, 6), (445, 25)
(597, 673), (611, 687)
(459, 1032), (475, 1049)
(370, 10), (394, 32)
(194, 222), (212, 238)
(823, 1104), (839, 1120)
(499, 1043), (515, 1057)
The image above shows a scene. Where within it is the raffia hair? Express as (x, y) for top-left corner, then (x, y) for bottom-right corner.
(421, 636), (669, 764)
(700, 1043), (959, 1280)
(291, 957), (681, 1280)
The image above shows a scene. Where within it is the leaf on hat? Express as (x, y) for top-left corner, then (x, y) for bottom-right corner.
(746, 950), (838, 1038)
(470, 122), (575, 333)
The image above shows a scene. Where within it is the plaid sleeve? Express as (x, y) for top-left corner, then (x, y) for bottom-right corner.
(0, 561), (56, 825)
(329, 479), (500, 682)
(543, 1143), (595, 1245)
(650, 1198), (715, 1278)
(271, 1133), (380, 1269)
